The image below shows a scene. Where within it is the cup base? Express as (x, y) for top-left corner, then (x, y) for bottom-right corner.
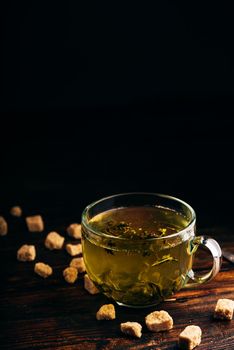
(116, 301), (161, 308)
(116, 297), (177, 308)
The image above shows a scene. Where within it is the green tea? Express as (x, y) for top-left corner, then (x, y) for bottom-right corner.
(82, 206), (194, 306)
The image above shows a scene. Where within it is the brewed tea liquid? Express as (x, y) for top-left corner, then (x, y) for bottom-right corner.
(82, 206), (194, 306)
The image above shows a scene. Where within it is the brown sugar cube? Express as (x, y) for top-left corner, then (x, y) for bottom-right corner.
(66, 243), (82, 256)
(84, 274), (100, 294)
(120, 322), (142, 338)
(214, 298), (234, 320)
(67, 223), (82, 239)
(26, 215), (44, 232)
(0, 216), (8, 236)
(17, 244), (36, 261)
(34, 262), (53, 278)
(63, 267), (78, 284)
(96, 304), (116, 320)
(45, 231), (65, 250)
(145, 310), (173, 332)
(10, 206), (22, 217)
(70, 257), (86, 273)
(179, 325), (202, 350)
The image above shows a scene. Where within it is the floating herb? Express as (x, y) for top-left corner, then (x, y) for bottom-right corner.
(188, 237), (200, 255)
(158, 228), (167, 236)
(151, 254), (178, 266)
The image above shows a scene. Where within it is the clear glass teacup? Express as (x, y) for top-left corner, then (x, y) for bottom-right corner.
(81, 193), (222, 307)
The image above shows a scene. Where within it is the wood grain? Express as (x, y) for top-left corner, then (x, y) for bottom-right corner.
(0, 217), (234, 349)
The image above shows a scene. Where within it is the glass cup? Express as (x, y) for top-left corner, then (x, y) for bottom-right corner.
(81, 193), (222, 307)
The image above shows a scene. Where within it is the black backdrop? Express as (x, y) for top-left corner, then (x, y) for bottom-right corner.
(1, 2), (233, 230)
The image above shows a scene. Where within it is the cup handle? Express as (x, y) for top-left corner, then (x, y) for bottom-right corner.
(184, 236), (222, 288)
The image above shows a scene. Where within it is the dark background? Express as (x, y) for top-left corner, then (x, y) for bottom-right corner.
(1, 2), (233, 230)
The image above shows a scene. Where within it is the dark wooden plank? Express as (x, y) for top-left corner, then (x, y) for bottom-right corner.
(0, 217), (234, 349)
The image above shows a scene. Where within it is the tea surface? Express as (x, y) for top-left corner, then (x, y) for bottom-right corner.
(89, 206), (188, 239)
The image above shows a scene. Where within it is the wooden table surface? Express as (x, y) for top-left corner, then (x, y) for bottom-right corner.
(0, 212), (234, 350)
